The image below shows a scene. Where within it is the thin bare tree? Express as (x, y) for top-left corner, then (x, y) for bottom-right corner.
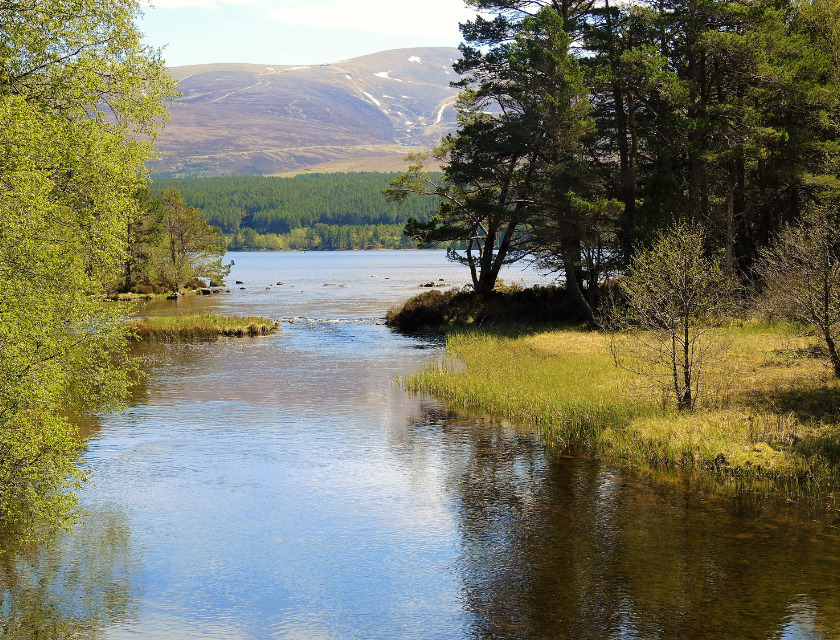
(608, 224), (733, 410)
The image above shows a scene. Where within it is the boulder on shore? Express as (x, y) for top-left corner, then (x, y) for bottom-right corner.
(200, 288), (212, 295)
(166, 292), (181, 300)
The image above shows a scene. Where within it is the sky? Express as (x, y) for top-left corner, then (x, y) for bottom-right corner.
(140, 0), (478, 67)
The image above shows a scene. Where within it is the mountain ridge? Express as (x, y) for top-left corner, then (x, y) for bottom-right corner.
(152, 47), (461, 177)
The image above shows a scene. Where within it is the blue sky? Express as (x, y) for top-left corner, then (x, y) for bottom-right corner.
(140, 0), (477, 67)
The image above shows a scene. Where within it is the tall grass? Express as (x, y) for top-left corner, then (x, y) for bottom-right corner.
(405, 329), (653, 445)
(405, 322), (840, 499)
(127, 314), (279, 341)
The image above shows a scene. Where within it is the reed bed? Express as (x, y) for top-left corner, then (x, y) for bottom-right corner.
(127, 314), (279, 341)
(405, 323), (840, 500)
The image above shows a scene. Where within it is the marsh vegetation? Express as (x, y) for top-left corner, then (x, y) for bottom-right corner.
(127, 314), (280, 341)
(404, 322), (840, 499)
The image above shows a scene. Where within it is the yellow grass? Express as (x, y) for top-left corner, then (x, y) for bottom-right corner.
(405, 322), (840, 498)
(127, 314), (280, 341)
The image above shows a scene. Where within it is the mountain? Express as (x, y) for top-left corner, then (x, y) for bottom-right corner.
(152, 47), (461, 177)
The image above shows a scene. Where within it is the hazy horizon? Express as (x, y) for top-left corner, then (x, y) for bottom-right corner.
(141, 0), (476, 67)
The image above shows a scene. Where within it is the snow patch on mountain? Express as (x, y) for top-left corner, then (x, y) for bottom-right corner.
(374, 71), (403, 82)
(208, 81), (263, 104)
(435, 103), (451, 124)
(408, 56), (422, 63)
(363, 92), (381, 106)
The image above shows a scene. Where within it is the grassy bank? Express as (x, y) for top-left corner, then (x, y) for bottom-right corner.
(404, 324), (840, 499)
(127, 314), (280, 340)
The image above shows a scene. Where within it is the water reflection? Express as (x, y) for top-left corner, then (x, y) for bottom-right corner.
(400, 405), (840, 639)
(3, 252), (840, 638)
(0, 510), (137, 638)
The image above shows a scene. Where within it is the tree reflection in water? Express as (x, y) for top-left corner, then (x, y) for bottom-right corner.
(0, 510), (138, 639)
(404, 402), (840, 640)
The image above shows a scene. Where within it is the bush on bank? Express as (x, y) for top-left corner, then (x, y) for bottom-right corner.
(385, 283), (587, 331)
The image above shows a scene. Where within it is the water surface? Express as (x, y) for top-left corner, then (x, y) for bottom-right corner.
(2, 251), (839, 639)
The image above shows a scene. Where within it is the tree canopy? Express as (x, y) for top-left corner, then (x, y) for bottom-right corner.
(0, 0), (176, 539)
(391, 0), (840, 308)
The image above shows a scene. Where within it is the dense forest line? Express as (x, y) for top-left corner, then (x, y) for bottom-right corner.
(225, 223), (462, 251)
(153, 174), (440, 242)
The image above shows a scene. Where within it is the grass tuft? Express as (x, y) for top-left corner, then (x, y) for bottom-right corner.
(127, 314), (280, 341)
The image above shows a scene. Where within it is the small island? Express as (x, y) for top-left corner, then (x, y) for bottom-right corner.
(127, 314), (280, 341)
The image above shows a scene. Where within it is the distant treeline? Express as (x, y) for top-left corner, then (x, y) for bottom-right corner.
(152, 174), (441, 248)
(226, 224), (464, 251)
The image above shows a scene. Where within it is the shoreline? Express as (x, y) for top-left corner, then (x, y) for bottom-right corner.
(398, 313), (840, 502)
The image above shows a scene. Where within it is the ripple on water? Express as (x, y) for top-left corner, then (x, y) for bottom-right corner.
(3, 252), (839, 639)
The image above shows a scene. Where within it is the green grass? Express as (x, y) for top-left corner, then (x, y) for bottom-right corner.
(404, 329), (646, 442)
(404, 323), (840, 500)
(127, 314), (280, 341)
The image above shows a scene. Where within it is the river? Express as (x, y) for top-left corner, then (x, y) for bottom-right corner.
(2, 251), (839, 639)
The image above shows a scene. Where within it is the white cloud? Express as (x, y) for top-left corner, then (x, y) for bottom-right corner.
(149, 0), (474, 37)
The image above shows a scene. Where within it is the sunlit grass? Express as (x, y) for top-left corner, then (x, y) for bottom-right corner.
(405, 328), (652, 444)
(127, 314), (280, 341)
(405, 322), (840, 498)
